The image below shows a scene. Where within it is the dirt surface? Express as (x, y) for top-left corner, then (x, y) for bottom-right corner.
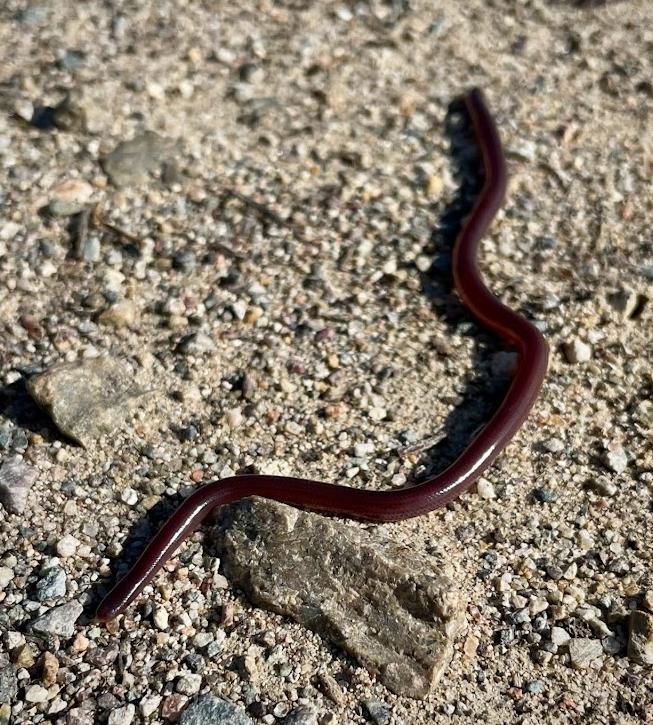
(0, 1), (652, 723)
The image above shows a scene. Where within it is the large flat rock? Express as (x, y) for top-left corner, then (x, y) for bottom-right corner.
(27, 356), (148, 447)
(215, 498), (466, 698)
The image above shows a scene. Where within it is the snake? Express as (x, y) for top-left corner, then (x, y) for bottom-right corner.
(96, 88), (549, 621)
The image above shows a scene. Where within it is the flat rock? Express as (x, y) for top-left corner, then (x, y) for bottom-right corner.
(0, 457), (38, 513)
(215, 498), (466, 698)
(30, 600), (83, 638)
(628, 610), (653, 665)
(179, 695), (253, 725)
(27, 357), (149, 447)
(102, 131), (178, 187)
(568, 637), (603, 669)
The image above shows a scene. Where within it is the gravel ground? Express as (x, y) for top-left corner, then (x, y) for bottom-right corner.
(1, 1), (652, 723)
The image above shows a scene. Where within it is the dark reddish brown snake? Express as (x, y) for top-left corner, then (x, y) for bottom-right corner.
(96, 88), (549, 621)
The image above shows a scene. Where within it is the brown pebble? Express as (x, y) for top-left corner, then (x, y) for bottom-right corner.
(221, 602), (235, 627)
(161, 694), (188, 720)
(323, 402), (347, 419)
(317, 672), (346, 707)
(40, 651), (59, 686)
(12, 643), (35, 667)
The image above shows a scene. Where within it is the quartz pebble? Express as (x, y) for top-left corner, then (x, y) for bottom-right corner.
(56, 534), (79, 557)
(176, 673), (202, 695)
(476, 478), (496, 500)
(25, 684), (48, 703)
(604, 447), (628, 474)
(0, 567), (14, 589)
(563, 339), (591, 364)
(153, 606), (169, 631)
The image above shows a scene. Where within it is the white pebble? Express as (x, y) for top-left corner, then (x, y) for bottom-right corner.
(139, 694), (162, 718)
(225, 408), (243, 429)
(604, 447), (628, 474)
(231, 300), (247, 320)
(108, 704), (135, 725)
(56, 534), (79, 558)
(120, 487), (138, 506)
(153, 606), (169, 630)
(353, 442), (375, 458)
(368, 406), (387, 422)
(175, 673), (202, 695)
(543, 438), (565, 453)
(550, 626), (570, 646)
(25, 684), (49, 703)
(563, 339), (591, 364)
(476, 478), (496, 500)
(0, 566), (14, 589)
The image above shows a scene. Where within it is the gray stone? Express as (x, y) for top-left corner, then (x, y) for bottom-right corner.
(568, 637), (603, 669)
(628, 610), (653, 665)
(179, 695), (253, 725)
(30, 601), (83, 638)
(102, 131), (178, 187)
(0, 425), (13, 450)
(35, 566), (67, 601)
(27, 357), (149, 447)
(215, 498), (466, 698)
(0, 458), (38, 513)
(363, 699), (391, 725)
(0, 657), (17, 704)
(606, 287), (638, 319)
(283, 705), (318, 725)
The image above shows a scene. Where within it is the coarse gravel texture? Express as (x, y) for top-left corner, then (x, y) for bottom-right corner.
(0, 1), (652, 724)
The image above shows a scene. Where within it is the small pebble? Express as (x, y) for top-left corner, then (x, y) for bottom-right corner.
(140, 694), (162, 718)
(25, 684), (48, 703)
(56, 534), (79, 557)
(476, 478), (496, 500)
(628, 610), (653, 665)
(363, 699), (391, 725)
(120, 487), (138, 506)
(176, 673), (202, 696)
(550, 627), (571, 646)
(153, 606), (169, 630)
(563, 339), (591, 364)
(225, 408), (243, 429)
(568, 638), (603, 669)
(0, 567), (14, 589)
(604, 447), (628, 474)
(0, 458), (38, 514)
(588, 476), (618, 496)
(35, 566), (67, 600)
(107, 704), (135, 725)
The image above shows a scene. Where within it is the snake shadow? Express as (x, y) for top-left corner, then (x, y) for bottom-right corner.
(408, 94), (513, 489)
